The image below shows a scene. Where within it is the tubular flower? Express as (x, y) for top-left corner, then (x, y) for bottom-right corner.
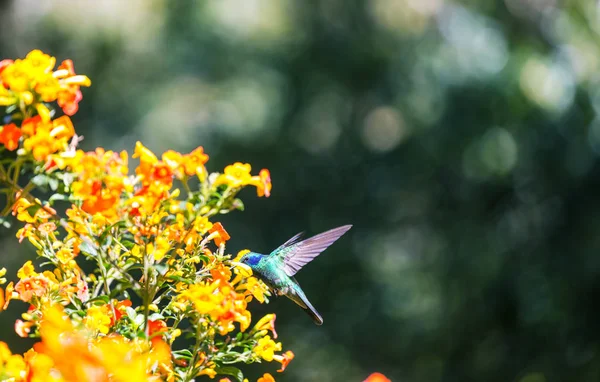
(252, 314), (278, 339)
(215, 162), (252, 187)
(251, 169), (272, 198)
(209, 222), (231, 246)
(182, 146), (209, 178)
(274, 350), (294, 372)
(253, 336), (282, 362)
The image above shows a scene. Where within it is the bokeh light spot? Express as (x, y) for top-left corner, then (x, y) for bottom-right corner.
(362, 106), (407, 153)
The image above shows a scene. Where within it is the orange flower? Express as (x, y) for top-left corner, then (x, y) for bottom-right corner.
(211, 264), (233, 285)
(24, 348), (55, 382)
(21, 116), (42, 136)
(182, 146), (209, 177)
(22, 126), (55, 161)
(162, 150), (184, 178)
(209, 222), (230, 246)
(364, 372), (391, 382)
(111, 299), (132, 325)
(274, 350), (294, 372)
(37, 305), (154, 381)
(252, 168), (272, 197)
(258, 373), (276, 382)
(54, 59), (90, 115)
(4, 282), (15, 310)
(50, 115), (75, 140)
(148, 319), (167, 336)
(14, 276), (49, 302)
(152, 162), (173, 184)
(0, 123), (22, 151)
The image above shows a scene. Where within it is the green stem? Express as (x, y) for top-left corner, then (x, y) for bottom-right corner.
(184, 319), (205, 382)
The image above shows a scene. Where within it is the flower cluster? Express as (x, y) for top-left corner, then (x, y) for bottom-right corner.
(0, 50), (293, 382)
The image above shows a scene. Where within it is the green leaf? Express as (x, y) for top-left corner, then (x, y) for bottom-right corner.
(0, 216), (11, 228)
(79, 239), (99, 257)
(87, 295), (110, 305)
(215, 366), (244, 382)
(125, 306), (137, 321)
(31, 174), (50, 188)
(149, 312), (164, 321)
(154, 263), (168, 276)
(134, 313), (145, 327)
(48, 193), (69, 203)
(172, 349), (193, 359)
(48, 177), (59, 191)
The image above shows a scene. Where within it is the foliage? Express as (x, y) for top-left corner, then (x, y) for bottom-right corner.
(0, 50), (294, 382)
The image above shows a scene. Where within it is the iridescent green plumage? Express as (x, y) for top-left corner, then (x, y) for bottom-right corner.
(240, 225), (352, 325)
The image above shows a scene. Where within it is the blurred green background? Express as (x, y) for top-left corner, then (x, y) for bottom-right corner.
(3, 0), (600, 381)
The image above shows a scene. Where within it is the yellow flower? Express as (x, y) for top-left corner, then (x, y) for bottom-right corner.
(215, 162), (252, 187)
(243, 276), (270, 303)
(147, 235), (171, 261)
(17, 260), (37, 279)
(181, 282), (223, 315)
(253, 336), (282, 362)
(38, 305), (160, 381)
(198, 366), (217, 379)
(12, 198), (36, 223)
(24, 349), (57, 382)
(1, 59), (32, 92)
(133, 141), (158, 174)
(22, 126), (56, 162)
(252, 314), (278, 339)
(0, 341), (27, 380)
(193, 216), (213, 234)
(84, 305), (112, 334)
(56, 248), (75, 264)
(25, 49), (56, 75)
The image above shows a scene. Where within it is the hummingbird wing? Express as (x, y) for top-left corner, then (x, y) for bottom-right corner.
(272, 225), (352, 277)
(272, 231), (305, 254)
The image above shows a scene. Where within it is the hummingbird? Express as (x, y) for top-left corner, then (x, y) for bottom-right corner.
(239, 225), (352, 325)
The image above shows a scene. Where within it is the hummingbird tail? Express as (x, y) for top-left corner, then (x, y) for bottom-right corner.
(291, 285), (323, 325)
(302, 301), (324, 325)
